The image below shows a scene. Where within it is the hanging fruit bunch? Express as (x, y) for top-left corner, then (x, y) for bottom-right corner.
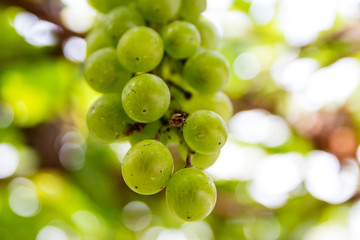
(84, 0), (232, 222)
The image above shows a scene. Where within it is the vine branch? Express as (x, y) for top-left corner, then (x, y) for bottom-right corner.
(1, 0), (85, 42)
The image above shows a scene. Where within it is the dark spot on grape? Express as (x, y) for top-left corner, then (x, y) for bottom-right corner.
(143, 143), (151, 146)
(168, 136), (171, 139)
(143, 109), (146, 113)
(160, 170), (162, 173)
(89, 78), (94, 82)
(141, 151), (143, 154)
(131, 89), (136, 94)
(187, 217), (191, 219)
(155, 8), (159, 12)
(131, 174), (133, 176)
(135, 186), (138, 189)
(218, 142), (221, 145)
(136, 57), (140, 61)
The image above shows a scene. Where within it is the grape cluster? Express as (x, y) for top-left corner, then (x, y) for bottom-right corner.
(85, 0), (232, 222)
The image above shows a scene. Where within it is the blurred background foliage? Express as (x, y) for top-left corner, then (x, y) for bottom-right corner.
(1, 0), (360, 239)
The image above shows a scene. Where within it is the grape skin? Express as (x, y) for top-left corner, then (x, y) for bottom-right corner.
(86, 28), (112, 56)
(129, 120), (162, 146)
(193, 17), (220, 50)
(162, 21), (201, 59)
(87, 0), (130, 13)
(86, 94), (134, 142)
(180, 92), (233, 122)
(104, 7), (145, 46)
(122, 74), (170, 123)
(178, 141), (220, 169)
(84, 48), (131, 93)
(117, 26), (164, 73)
(179, 0), (207, 20)
(183, 110), (228, 154)
(122, 139), (174, 195)
(166, 168), (217, 221)
(137, 0), (181, 23)
(184, 50), (231, 94)
(192, 151), (220, 169)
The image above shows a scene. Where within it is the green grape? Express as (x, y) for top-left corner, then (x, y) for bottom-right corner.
(122, 139), (174, 195)
(184, 50), (231, 94)
(137, 0), (181, 23)
(86, 94), (134, 142)
(159, 127), (179, 146)
(104, 7), (145, 46)
(178, 142), (220, 169)
(180, 0), (206, 20)
(162, 21), (201, 59)
(181, 92), (233, 122)
(91, 13), (106, 29)
(117, 27), (164, 73)
(87, 0), (129, 13)
(166, 168), (216, 221)
(129, 120), (162, 146)
(192, 151), (220, 169)
(84, 48), (131, 93)
(122, 74), (170, 123)
(193, 17), (220, 50)
(86, 28), (112, 56)
(183, 110), (228, 154)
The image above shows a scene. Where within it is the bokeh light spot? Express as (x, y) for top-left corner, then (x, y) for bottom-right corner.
(0, 143), (19, 179)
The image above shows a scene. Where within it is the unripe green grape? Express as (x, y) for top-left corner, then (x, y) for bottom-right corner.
(183, 110), (228, 154)
(193, 17), (220, 50)
(104, 7), (145, 46)
(137, 0), (181, 23)
(122, 139), (174, 195)
(181, 92), (233, 122)
(184, 50), (231, 94)
(180, 0), (206, 21)
(86, 28), (112, 56)
(177, 142), (219, 169)
(86, 94), (134, 142)
(166, 168), (216, 221)
(117, 27), (164, 73)
(122, 74), (170, 123)
(129, 120), (162, 146)
(162, 21), (200, 59)
(192, 151), (220, 169)
(84, 48), (131, 93)
(87, 0), (129, 13)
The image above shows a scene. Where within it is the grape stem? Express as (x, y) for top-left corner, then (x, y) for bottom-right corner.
(125, 123), (145, 136)
(154, 112), (188, 140)
(169, 112), (188, 127)
(185, 152), (195, 168)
